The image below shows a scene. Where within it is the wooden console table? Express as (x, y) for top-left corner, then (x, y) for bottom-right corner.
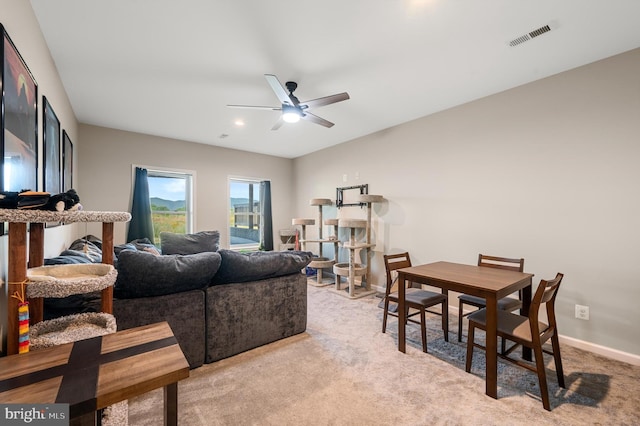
(0, 322), (189, 425)
(0, 208), (131, 355)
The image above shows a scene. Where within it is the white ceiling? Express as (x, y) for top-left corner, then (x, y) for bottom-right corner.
(30, 0), (640, 159)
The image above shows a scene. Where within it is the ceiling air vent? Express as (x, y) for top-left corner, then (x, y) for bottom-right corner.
(509, 24), (552, 47)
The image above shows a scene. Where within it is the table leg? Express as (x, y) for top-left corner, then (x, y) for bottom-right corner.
(441, 288), (449, 342)
(521, 279), (533, 361)
(164, 382), (178, 426)
(485, 295), (498, 399)
(398, 272), (406, 353)
(70, 411), (97, 426)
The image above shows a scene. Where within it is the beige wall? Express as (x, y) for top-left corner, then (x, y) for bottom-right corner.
(77, 125), (294, 248)
(293, 48), (640, 358)
(2, 0), (637, 361)
(1, 0), (80, 352)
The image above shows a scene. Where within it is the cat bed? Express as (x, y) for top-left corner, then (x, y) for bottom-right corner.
(29, 312), (117, 350)
(26, 264), (117, 298)
(309, 257), (335, 269)
(333, 262), (367, 277)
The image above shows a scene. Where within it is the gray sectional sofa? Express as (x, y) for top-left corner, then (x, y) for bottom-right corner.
(43, 232), (311, 369)
(113, 272), (307, 368)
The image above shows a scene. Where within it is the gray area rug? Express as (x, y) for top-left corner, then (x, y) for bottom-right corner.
(128, 285), (640, 425)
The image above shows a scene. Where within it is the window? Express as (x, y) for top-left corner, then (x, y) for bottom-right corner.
(147, 169), (193, 243)
(229, 178), (261, 250)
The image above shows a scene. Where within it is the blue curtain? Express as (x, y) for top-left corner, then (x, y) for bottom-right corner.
(259, 181), (273, 251)
(127, 167), (155, 243)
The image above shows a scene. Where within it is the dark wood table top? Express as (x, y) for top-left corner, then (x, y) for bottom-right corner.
(398, 261), (533, 297)
(0, 322), (189, 418)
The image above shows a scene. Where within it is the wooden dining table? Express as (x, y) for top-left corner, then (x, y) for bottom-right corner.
(396, 261), (534, 399)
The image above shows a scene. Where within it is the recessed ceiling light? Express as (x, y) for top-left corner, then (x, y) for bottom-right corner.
(234, 119), (245, 127)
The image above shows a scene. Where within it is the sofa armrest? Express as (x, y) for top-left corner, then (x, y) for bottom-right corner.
(113, 289), (206, 369)
(205, 272), (307, 363)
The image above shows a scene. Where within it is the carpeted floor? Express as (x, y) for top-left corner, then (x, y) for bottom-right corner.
(128, 284), (640, 425)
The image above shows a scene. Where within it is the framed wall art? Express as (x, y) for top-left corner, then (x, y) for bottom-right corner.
(1, 24), (38, 193)
(1, 25), (38, 234)
(43, 96), (61, 195)
(62, 130), (73, 192)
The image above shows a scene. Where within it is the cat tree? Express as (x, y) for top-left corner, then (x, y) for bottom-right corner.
(330, 190), (384, 299)
(292, 198), (339, 286)
(332, 218), (371, 298)
(292, 188), (384, 298)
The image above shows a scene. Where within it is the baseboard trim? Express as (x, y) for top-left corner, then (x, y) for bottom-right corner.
(558, 335), (640, 366)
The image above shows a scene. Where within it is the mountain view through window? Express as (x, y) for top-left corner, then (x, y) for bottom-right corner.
(148, 171), (192, 242)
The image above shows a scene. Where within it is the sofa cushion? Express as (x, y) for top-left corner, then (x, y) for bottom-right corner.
(211, 249), (312, 285)
(160, 231), (220, 255)
(115, 238), (161, 258)
(114, 250), (222, 298)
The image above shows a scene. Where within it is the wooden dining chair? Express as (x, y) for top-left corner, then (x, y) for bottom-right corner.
(465, 273), (565, 411)
(457, 254), (525, 349)
(382, 252), (448, 352)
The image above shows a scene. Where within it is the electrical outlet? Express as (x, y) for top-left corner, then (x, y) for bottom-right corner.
(575, 304), (590, 320)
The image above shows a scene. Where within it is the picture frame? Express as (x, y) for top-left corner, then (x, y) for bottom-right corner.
(1, 25), (38, 233)
(62, 130), (73, 192)
(43, 96), (61, 195)
(43, 97), (61, 227)
(336, 184), (368, 209)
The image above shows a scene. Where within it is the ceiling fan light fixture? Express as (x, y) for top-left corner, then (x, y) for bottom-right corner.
(282, 105), (301, 123)
(228, 74), (348, 129)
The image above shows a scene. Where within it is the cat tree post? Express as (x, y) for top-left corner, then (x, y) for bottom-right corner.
(324, 218), (340, 286)
(356, 194), (384, 289)
(291, 218), (315, 251)
(304, 198), (335, 286)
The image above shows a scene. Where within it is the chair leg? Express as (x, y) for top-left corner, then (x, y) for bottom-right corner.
(551, 332), (566, 388)
(533, 343), (551, 411)
(465, 323), (475, 373)
(442, 299), (449, 342)
(420, 308), (427, 353)
(458, 299), (464, 342)
(382, 297), (389, 333)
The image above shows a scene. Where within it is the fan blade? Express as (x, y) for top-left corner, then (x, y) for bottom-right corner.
(227, 104), (281, 111)
(264, 74), (297, 106)
(271, 116), (285, 131)
(301, 92), (350, 109)
(301, 112), (334, 128)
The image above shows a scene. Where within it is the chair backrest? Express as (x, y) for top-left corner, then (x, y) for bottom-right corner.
(477, 254), (525, 272)
(529, 272), (564, 338)
(383, 252), (412, 296)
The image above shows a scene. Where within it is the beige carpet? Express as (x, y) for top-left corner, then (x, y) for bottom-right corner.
(128, 284), (640, 425)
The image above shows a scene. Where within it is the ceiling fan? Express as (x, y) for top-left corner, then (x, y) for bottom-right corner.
(227, 74), (350, 130)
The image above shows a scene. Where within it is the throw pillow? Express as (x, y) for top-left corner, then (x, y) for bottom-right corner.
(211, 249), (312, 285)
(114, 250), (222, 298)
(160, 231), (220, 255)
